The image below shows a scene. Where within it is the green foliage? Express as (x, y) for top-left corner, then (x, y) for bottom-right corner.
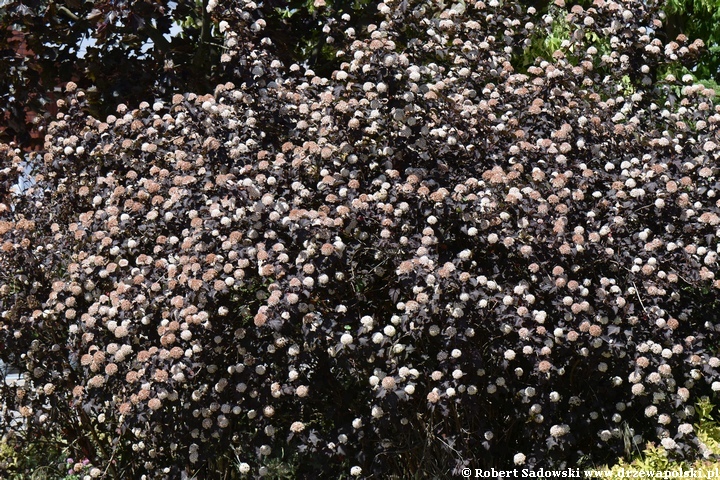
(517, 10), (573, 67)
(594, 399), (720, 477)
(615, 443), (678, 472)
(696, 397), (720, 456)
(0, 431), (69, 480)
(518, 2), (719, 100)
(663, 0), (720, 83)
(264, 0), (379, 76)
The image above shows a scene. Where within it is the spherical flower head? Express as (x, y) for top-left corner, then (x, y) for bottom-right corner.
(504, 349), (516, 361)
(677, 387), (690, 402)
(340, 333), (353, 345)
(320, 243), (335, 256)
(290, 421), (305, 433)
(636, 356), (649, 368)
(549, 424), (569, 437)
(351, 466), (362, 476)
(660, 438), (677, 450)
(238, 463), (250, 474)
(360, 315), (374, 330)
(382, 376), (396, 390)
(514, 453), (526, 465)
(678, 423), (693, 435)
(114, 325), (129, 338)
(218, 415), (230, 428)
(87, 375), (105, 388)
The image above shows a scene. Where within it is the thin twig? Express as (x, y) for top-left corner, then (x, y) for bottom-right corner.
(632, 281), (647, 313)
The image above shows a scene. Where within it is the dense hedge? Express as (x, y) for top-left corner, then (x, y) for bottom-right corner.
(1, 0), (720, 477)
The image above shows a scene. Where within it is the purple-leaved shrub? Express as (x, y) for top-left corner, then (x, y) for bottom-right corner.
(1, 0), (720, 477)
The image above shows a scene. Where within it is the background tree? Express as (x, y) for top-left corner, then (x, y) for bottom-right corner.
(0, 0), (381, 151)
(0, 0), (222, 149)
(662, 0), (720, 84)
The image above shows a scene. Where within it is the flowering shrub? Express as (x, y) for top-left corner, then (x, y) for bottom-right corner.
(62, 457), (98, 480)
(1, 0), (720, 476)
